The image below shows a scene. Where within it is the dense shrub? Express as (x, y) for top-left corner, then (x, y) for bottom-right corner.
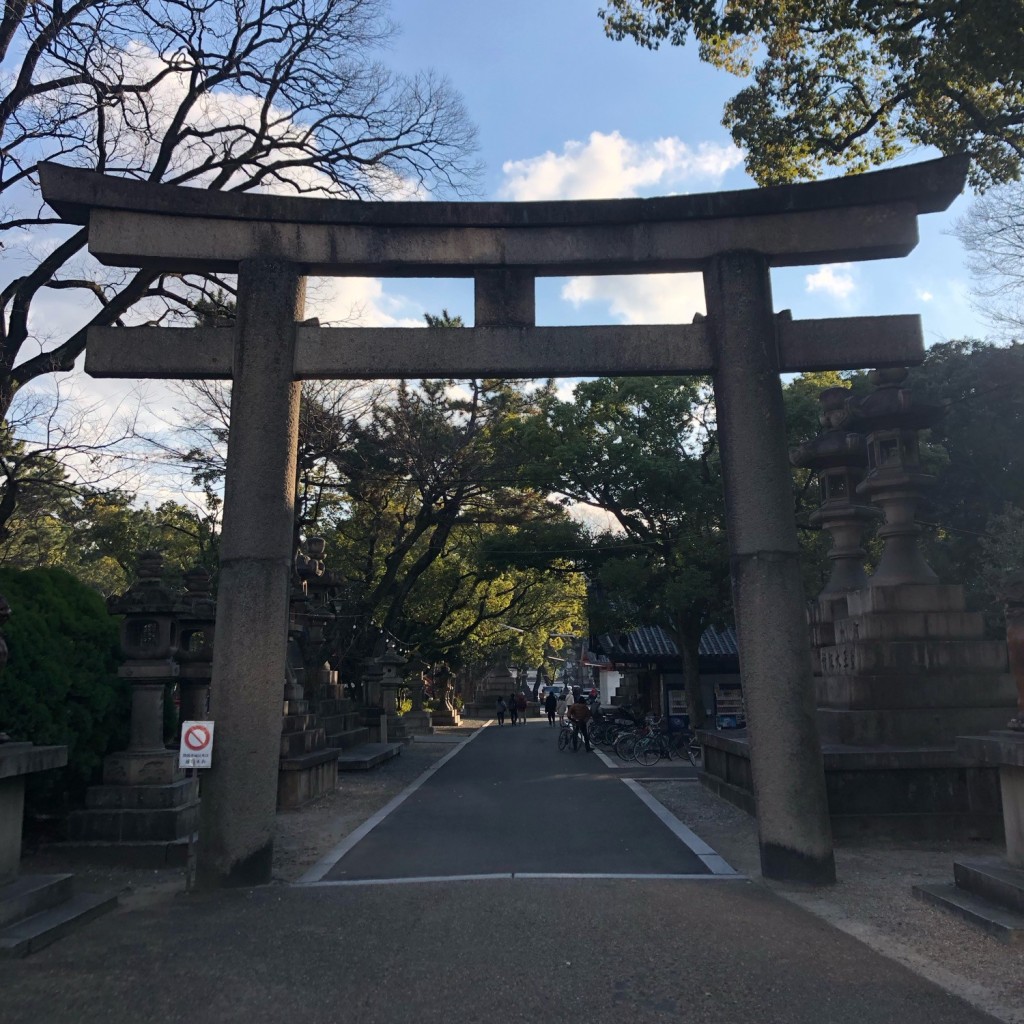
(0, 567), (128, 812)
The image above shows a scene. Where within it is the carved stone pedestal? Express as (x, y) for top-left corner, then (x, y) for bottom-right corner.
(464, 663), (517, 718)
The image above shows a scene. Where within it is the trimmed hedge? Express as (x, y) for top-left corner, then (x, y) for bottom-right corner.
(0, 567), (128, 812)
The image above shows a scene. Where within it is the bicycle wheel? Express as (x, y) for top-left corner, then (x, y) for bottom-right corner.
(635, 738), (660, 767)
(558, 728), (570, 751)
(613, 732), (636, 761)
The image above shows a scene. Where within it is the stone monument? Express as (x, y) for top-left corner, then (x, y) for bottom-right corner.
(66, 552), (200, 865)
(705, 371), (1016, 838)
(429, 664), (461, 727)
(276, 543), (338, 809)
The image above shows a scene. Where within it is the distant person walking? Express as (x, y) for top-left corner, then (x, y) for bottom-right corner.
(508, 691), (518, 726)
(556, 688), (572, 725)
(496, 697), (507, 726)
(544, 690), (558, 726)
(515, 692), (528, 724)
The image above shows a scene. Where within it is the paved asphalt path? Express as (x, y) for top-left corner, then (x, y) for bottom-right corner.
(0, 720), (1002, 1024)
(318, 718), (712, 881)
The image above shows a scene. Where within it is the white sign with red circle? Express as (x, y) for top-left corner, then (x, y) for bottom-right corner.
(179, 721), (215, 769)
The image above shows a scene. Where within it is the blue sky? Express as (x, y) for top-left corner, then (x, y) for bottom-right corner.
(320, 0), (982, 346)
(5, 0), (991, 508)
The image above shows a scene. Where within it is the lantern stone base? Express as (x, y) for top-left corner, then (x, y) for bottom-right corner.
(431, 708), (461, 727)
(277, 697), (338, 809)
(102, 749), (184, 787)
(318, 695), (370, 751)
(813, 583), (1015, 748)
(400, 709), (433, 736)
(67, 778), (199, 843)
(464, 663), (518, 718)
(277, 749), (338, 810)
(700, 730), (1004, 841)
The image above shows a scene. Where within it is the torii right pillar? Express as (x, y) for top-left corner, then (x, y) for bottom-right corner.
(706, 252), (835, 883)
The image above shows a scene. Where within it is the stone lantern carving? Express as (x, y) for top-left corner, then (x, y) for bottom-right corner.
(174, 566), (215, 723)
(791, 386), (880, 596)
(105, 550), (181, 785)
(430, 663), (461, 727)
(378, 644), (407, 718)
(851, 367), (944, 587)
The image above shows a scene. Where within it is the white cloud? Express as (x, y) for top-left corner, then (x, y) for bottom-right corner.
(560, 273), (705, 325)
(567, 502), (623, 535)
(307, 277), (425, 328)
(916, 289), (934, 302)
(805, 264), (856, 302)
(498, 130), (742, 201)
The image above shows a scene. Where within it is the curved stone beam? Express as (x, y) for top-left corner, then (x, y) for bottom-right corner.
(38, 157), (968, 276)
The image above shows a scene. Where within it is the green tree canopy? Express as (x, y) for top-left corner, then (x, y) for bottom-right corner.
(600, 0), (1024, 189)
(521, 375), (731, 724)
(0, 567), (127, 813)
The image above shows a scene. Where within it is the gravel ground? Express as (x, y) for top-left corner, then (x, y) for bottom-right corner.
(19, 719), (1024, 1022)
(643, 777), (1024, 1024)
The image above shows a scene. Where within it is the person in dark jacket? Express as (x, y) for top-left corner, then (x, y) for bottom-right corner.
(566, 699), (593, 751)
(544, 689), (558, 726)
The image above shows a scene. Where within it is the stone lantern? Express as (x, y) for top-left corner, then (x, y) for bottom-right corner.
(105, 550), (181, 785)
(430, 663), (461, 727)
(378, 645), (407, 718)
(174, 566), (216, 723)
(851, 367), (944, 587)
(790, 386), (880, 597)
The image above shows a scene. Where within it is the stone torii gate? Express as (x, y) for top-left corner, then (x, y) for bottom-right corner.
(40, 156), (967, 888)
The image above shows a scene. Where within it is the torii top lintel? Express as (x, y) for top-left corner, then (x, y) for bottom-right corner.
(38, 157), (968, 278)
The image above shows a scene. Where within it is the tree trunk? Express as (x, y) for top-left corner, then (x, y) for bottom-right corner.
(680, 635), (708, 733)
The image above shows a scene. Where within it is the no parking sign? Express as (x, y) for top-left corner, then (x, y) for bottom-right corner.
(179, 721), (215, 769)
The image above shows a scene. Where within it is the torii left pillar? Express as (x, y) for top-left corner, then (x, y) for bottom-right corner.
(196, 259), (304, 887)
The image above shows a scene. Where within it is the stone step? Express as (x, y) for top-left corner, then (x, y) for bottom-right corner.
(327, 727), (370, 751)
(954, 857), (1024, 914)
(0, 874), (74, 928)
(315, 685), (345, 701)
(913, 881), (1024, 943)
(279, 728), (326, 758)
(319, 712), (361, 734)
(85, 778), (199, 811)
(46, 837), (192, 869)
(0, 891), (118, 958)
(67, 800), (200, 843)
(337, 742), (402, 771)
(317, 698), (355, 716)
(281, 714), (317, 734)
(282, 699), (309, 716)
(325, 724), (370, 749)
